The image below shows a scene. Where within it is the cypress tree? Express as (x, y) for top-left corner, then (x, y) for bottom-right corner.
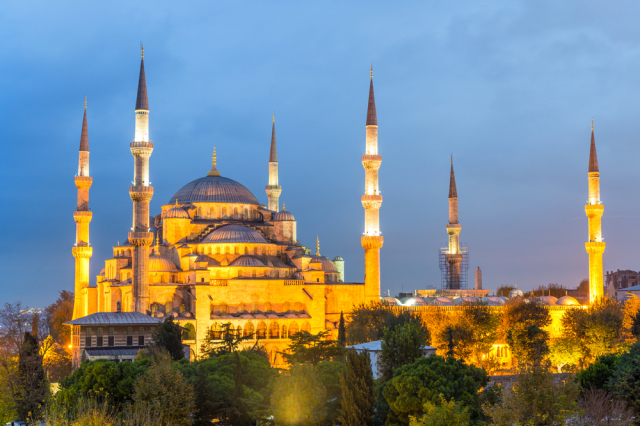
(338, 311), (346, 347)
(16, 332), (48, 422)
(338, 349), (375, 426)
(151, 317), (184, 361)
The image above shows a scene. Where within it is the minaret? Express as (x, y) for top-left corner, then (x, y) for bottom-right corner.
(361, 67), (383, 303)
(128, 45), (154, 314)
(72, 98), (93, 320)
(585, 120), (605, 303)
(446, 157), (462, 289)
(266, 113), (281, 212)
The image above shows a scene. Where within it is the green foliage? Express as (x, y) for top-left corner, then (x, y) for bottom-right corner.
(561, 298), (623, 363)
(200, 322), (254, 358)
(483, 363), (580, 426)
(528, 283), (568, 298)
(282, 330), (344, 366)
(507, 323), (549, 366)
(151, 317), (184, 361)
(132, 356), (195, 426)
(408, 395), (472, 426)
(608, 341), (640, 413)
(380, 322), (426, 381)
(346, 302), (429, 346)
(0, 357), (18, 424)
(382, 355), (488, 426)
(57, 359), (151, 406)
(338, 349), (375, 426)
(44, 290), (74, 347)
(502, 297), (551, 333)
(496, 285), (514, 298)
(548, 337), (581, 373)
(175, 349), (275, 424)
(271, 363), (327, 426)
(577, 352), (620, 391)
(631, 310), (640, 338)
(316, 360), (344, 425)
(16, 331), (48, 422)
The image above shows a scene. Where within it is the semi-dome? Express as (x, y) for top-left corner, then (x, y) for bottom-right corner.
(202, 224), (267, 244)
(164, 206), (190, 219)
(149, 252), (179, 272)
(168, 175), (260, 205)
(273, 210), (295, 221)
(433, 297), (454, 306)
(556, 295), (580, 306)
(310, 256), (338, 272)
(230, 255), (265, 267)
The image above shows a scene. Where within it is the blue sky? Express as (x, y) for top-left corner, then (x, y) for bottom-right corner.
(3, 0), (640, 307)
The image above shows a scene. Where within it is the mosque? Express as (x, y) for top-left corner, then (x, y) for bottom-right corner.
(68, 48), (600, 369)
(69, 49), (381, 364)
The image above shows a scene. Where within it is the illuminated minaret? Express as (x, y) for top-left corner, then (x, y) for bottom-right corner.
(129, 45), (154, 314)
(446, 157), (462, 289)
(72, 98), (93, 320)
(265, 114), (281, 212)
(361, 67), (383, 302)
(585, 120), (605, 303)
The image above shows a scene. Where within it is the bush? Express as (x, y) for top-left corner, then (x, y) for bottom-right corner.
(577, 353), (620, 391)
(271, 363), (327, 426)
(608, 341), (640, 413)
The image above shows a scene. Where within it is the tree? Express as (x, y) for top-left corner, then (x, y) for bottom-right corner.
(346, 302), (428, 345)
(574, 388), (635, 426)
(483, 363), (579, 426)
(436, 324), (472, 360)
(151, 317), (184, 361)
(44, 290), (74, 347)
(15, 332), (48, 423)
(382, 355), (488, 425)
(501, 297), (551, 334)
(496, 285), (514, 297)
(577, 352), (620, 391)
(408, 395), (472, 426)
(622, 296), (640, 339)
(379, 322), (426, 381)
(133, 355), (195, 426)
(200, 322), (255, 358)
(282, 330), (344, 366)
(338, 349), (375, 426)
(507, 323), (549, 366)
(337, 311), (346, 347)
(271, 363), (327, 426)
(578, 278), (590, 293)
(548, 337), (581, 373)
(608, 341), (640, 413)
(212, 352), (252, 426)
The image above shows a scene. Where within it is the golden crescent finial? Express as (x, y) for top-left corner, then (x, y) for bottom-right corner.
(370, 65), (373, 79)
(141, 42), (144, 59)
(213, 147), (217, 167)
(273, 112), (275, 123)
(591, 118), (594, 131)
(282, 202), (285, 211)
(84, 96), (87, 109)
(451, 154), (453, 164)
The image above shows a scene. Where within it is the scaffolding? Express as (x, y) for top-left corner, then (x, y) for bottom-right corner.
(439, 244), (469, 290)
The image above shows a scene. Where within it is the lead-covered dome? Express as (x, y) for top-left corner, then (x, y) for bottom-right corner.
(168, 176), (260, 205)
(149, 252), (179, 272)
(273, 210), (295, 221)
(310, 256), (338, 272)
(230, 255), (265, 267)
(202, 224), (267, 244)
(164, 206), (190, 219)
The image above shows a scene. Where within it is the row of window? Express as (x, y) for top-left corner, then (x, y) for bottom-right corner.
(84, 327), (145, 348)
(210, 301), (305, 314)
(195, 206), (259, 220)
(196, 245), (281, 256)
(209, 321), (311, 340)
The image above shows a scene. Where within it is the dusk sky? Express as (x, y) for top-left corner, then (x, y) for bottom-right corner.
(3, 1), (640, 307)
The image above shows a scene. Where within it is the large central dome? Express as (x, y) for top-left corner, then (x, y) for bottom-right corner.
(168, 176), (260, 205)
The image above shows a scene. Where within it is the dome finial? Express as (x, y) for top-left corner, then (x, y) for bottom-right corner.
(141, 42), (144, 58)
(370, 65), (373, 79)
(316, 236), (320, 256)
(282, 202), (285, 211)
(207, 147), (221, 177)
(591, 118), (594, 132)
(175, 198), (178, 205)
(273, 112), (275, 123)
(84, 96), (87, 109)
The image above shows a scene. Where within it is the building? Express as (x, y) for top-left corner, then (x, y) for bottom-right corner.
(585, 120), (606, 304)
(349, 340), (436, 379)
(606, 270), (640, 290)
(70, 50), (383, 365)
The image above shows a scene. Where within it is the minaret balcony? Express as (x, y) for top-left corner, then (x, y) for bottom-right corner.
(361, 235), (384, 249)
(74, 176), (93, 189)
(128, 232), (154, 247)
(130, 142), (154, 157)
(585, 204), (604, 218)
(72, 246), (93, 259)
(362, 155), (382, 170)
(129, 186), (154, 202)
(361, 195), (382, 210)
(73, 211), (93, 223)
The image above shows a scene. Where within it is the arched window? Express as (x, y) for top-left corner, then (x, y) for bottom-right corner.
(283, 302), (290, 313)
(281, 325), (288, 339)
(180, 303), (186, 313)
(219, 303), (229, 314)
(251, 302), (258, 313)
(85, 328), (92, 347)
(239, 303), (246, 313)
(225, 246), (230, 254)
(165, 301), (172, 313)
(275, 270), (280, 278)
(302, 322), (311, 333)
(211, 323), (221, 340)
(265, 303), (272, 313)
(222, 207), (227, 217)
(252, 270), (256, 278)
(182, 323), (195, 340)
(216, 247), (221, 254)
(244, 322), (255, 338)
(138, 327), (145, 346)
(171, 275), (175, 283)
(234, 207), (238, 218)
(256, 322), (267, 339)
(238, 269), (243, 278)
(289, 322), (299, 337)
(244, 246), (249, 254)
(234, 246), (239, 254)
(208, 208), (212, 218)
(243, 208), (248, 219)
(269, 322), (279, 339)
(253, 247), (258, 255)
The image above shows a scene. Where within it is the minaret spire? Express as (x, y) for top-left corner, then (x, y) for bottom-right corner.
(316, 236), (320, 256)
(72, 100), (94, 319)
(449, 155), (457, 198)
(361, 68), (383, 302)
(585, 119), (605, 304)
(265, 114), (282, 211)
(129, 47), (154, 314)
(445, 157), (462, 289)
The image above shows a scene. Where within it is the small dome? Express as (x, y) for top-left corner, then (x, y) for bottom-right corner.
(381, 296), (400, 306)
(164, 206), (190, 219)
(332, 256), (343, 262)
(202, 224), (267, 244)
(454, 296), (478, 306)
(509, 288), (525, 299)
(149, 252), (179, 272)
(556, 296), (580, 306)
(310, 256), (338, 272)
(229, 255), (265, 267)
(483, 296), (505, 306)
(273, 210), (295, 221)
(433, 297), (454, 306)
(402, 297), (426, 306)
(538, 295), (559, 305)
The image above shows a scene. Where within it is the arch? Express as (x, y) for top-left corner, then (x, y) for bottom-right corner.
(252, 270), (256, 278)
(282, 302), (291, 313)
(265, 303), (273, 313)
(281, 325), (288, 339)
(182, 323), (195, 340)
(222, 207), (227, 217)
(225, 246), (230, 254)
(97, 327), (103, 336)
(238, 269), (243, 278)
(216, 246), (221, 254)
(234, 246), (239, 254)
(302, 322), (311, 333)
(211, 323), (222, 340)
(165, 301), (172, 313)
(253, 247), (258, 255)
(244, 246), (249, 254)
(269, 322), (279, 339)
(256, 322), (267, 339)
(233, 207), (238, 218)
(243, 208), (248, 219)
(289, 322), (299, 336)
(244, 322), (254, 338)
(239, 303), (246, 313)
